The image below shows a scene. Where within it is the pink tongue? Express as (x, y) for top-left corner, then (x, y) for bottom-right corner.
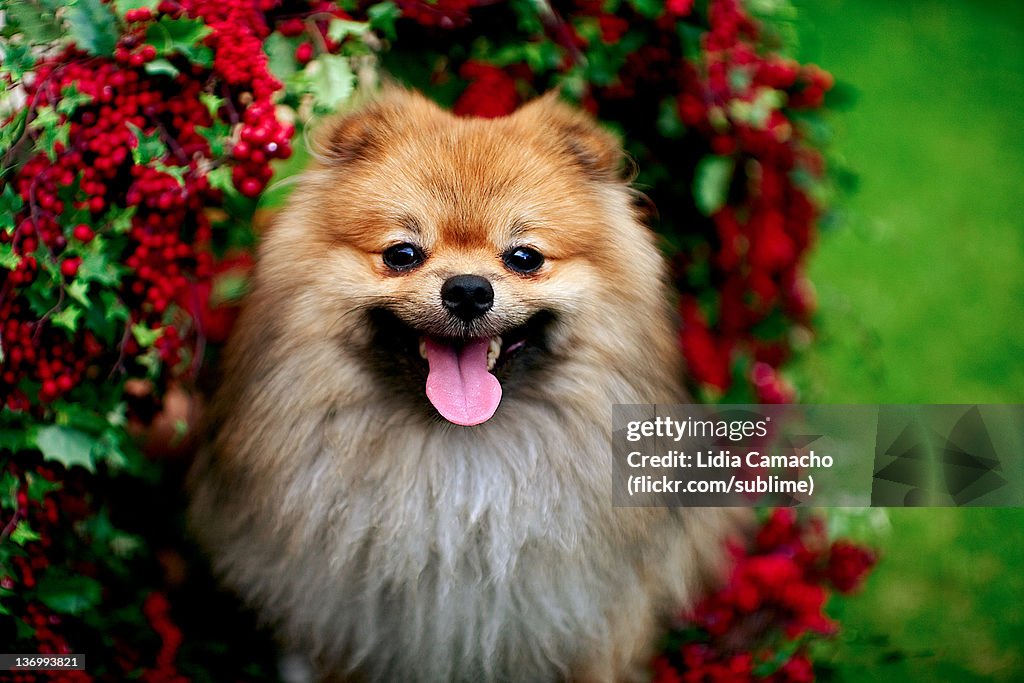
(424, 337), (502, 426)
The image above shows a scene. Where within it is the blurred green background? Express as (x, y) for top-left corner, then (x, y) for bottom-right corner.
(792, 0), (1023, 680)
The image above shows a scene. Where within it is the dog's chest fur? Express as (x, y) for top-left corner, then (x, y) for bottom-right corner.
(192, 391), (708, 683)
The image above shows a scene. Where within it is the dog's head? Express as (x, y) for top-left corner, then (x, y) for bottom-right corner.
(254, 88), (676, 425)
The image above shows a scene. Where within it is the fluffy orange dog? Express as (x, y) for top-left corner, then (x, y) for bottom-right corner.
(189, 89), (738, 682)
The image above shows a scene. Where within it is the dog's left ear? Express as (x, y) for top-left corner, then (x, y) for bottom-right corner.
(517, 92), (624, 181)
(310, 87), (440, 166)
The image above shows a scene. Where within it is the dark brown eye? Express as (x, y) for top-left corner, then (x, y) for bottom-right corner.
(383, 243), (425, 271)
(503, 246), (544, 274)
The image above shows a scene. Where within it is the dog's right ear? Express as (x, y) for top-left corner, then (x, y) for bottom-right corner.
(310, 87), (437, 166)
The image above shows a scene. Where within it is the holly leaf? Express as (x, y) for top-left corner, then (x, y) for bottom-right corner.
(56, 84), (94, 117)
(25, 472), (61, 502)
(85, 290), (129, 344)
(127, 123), (168, 165)
(144, 58), (180, 78)
(367, 1), (400, 41)
(0, 244), (20, 270)
(0, 471), (18, 509)
(1, 0), (64, 44)
(66, 279), (91, 306)
(10, 521), (41, 545)
(34, 424), (96, 472)
(0, 40), (38, 80)
(51, 305), (83, 334)
(693, 155), (735, 216)
(308, 54), (355, 112)
(67, 0), (120, 56)
(79, 241), (125, 286)
(199, 92), (224, 117)
(628, 0), (664, 19)
(35, 571), (103, 615)
(105, 205), (137, 234)
(327, 18), (370, 43)
(131, 323), (162, 348)
(0, 426), (34, 454)
(657, 97), (686, 139)
(144, 17), (213, 65)
(118, 0), (159, 14)
(264, 33), (299, 81)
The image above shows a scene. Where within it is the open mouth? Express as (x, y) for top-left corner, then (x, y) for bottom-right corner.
(366, 309), (554, 426)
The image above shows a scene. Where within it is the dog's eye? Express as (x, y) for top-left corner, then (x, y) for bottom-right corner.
(383, 243), (425, 271)
(503, 246), (544, 274)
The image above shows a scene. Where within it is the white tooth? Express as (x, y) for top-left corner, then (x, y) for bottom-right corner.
(419, 338), (428, 360)
(487, 336), (501, 371)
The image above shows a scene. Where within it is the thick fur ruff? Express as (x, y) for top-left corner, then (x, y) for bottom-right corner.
(188, 89), (741, 683)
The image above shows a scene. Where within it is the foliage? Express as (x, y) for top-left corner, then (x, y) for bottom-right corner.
(0, 0), (869, 680)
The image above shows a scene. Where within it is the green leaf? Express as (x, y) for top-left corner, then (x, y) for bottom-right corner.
(657, 97), (686, 139)
(144, 17), (213, 63)
(693, 155), (735, 216)
(211, 272), (248, 305)
(10, 520), (41, 545)
(206, 165), (234, 194)
(127, 122), (169, 165)
(118, 0), (159, 14)
(51, 305), (83, 334)
(367, 1), (400, 41)
(199, 92), (224, 117)
(263, 32), (298, 81)
(35, 572), (103, 615)
(34, 424), (96, 472)
(0, 108), (30, 178)
(628, 0), (663, 19)
(136, 346), (163, 379)
(308, 54), (355, 112)
(1, 184), (25, 222)
(66, 279), (91, 306)
(85, 291), (128, 344)
(131, 323), (163, 348)
(0, 41), (38, 80)
(105, 205), (137, 234)
(1, 0), (64, 44)
(154, 161), (187, 186)
(56, 84), (94, 117)
(144, 58), (180, 78)
(25, 472), (61, 502)
(0, 244), (20, 270)
(327, 18), (370, 43)
(0, 427), (34, 454)
(0, 471), (18, 509)
(67, 0), (120, 56)
(79, 241), (125, 286)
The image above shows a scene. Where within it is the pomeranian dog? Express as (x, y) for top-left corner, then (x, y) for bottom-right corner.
(188, 88), (739, 682)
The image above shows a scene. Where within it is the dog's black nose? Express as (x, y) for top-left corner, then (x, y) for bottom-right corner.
(441, 275), (494, 321)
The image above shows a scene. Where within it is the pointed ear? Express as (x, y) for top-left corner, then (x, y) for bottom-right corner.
(309, 87), (440, 166)
(516, 92), (624, 180)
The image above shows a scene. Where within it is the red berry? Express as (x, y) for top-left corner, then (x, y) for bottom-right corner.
(60, 258), (80, 278)
(238, 177), (263, 198)
(295, 42), (314, 64)
(72, 224), (94, 242)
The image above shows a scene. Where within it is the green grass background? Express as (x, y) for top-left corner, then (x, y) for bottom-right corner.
(792, 1), (1023, 680)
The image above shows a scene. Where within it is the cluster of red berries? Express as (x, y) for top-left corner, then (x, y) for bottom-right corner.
(1, 463), (92, 681)
(453, 61), (521, 118)
(394, 0), (480, 29)
(672, 0), (832, 400)
(0, 0), (335, 671)
(652, 509), (877, 682)
(0, 0), (317, 409)
(139, 592), (189, 683)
